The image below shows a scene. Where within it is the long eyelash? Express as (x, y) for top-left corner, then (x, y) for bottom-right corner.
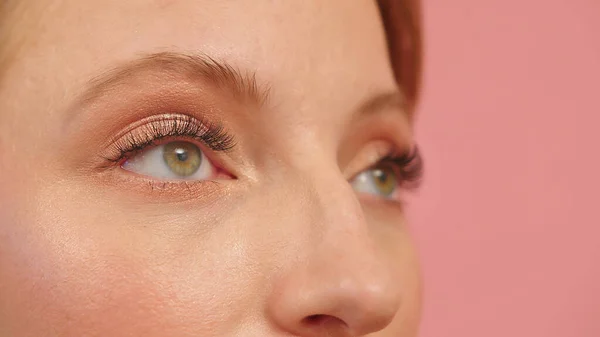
(105, 114), (236, 163)
(384, 145), (424, 189)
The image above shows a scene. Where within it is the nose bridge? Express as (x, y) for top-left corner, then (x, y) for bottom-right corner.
(264, 145), (367, 244)
(265, 161), (402, 336)
(288, 159), (374, 262)
(312, 165), (399, 307)
(309, 162), (366, 234)
(302, 159), (385, 262)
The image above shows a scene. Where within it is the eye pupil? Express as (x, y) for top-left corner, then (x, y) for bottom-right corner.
(175, 148), (189, 162)
(373, 169), (388, 183)
(163, 141), (202, 177)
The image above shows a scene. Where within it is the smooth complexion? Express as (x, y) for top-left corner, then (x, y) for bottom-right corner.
(0, 1), (422, 336)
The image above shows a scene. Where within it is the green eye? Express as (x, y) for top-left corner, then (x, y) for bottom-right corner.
(122, 140), (214, 180)
(162, 141), (203, 177)
(351, 163), (400, 199)
(370, 166), (398, 197)
(351, 147), (422, 200)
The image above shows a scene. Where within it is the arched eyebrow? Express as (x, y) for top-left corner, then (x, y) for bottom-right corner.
(68, 51), (271, 116)
(67, 51), (408, 125)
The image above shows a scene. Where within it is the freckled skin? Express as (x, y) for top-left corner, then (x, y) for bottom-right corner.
(0, 1), (422, 336)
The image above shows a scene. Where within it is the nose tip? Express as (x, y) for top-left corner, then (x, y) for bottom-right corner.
(264, 168), (403, 336)
(322, 278), (401, 334)
(267, 261), (402, 336)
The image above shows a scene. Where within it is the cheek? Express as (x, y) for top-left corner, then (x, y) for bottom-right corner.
(0, 210), (174, 335)
(0, 184), (249, 337)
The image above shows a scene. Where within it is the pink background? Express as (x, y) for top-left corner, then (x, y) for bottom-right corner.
(410, 0), (600, 336)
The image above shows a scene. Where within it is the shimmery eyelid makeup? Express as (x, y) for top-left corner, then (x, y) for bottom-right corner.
(102, 113), (236, 164)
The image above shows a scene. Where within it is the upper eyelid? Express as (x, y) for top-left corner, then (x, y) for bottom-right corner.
(104, 114), (236, 161)
(354, 144), (423, 179)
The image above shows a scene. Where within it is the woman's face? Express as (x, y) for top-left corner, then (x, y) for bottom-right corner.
(0, 1), (421, 336)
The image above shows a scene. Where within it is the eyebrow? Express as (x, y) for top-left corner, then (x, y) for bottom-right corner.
(73, 51), (271, 110)
(70, 51), (409, 123)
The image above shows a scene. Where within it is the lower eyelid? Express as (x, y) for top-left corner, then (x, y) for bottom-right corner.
(355, 191), (405, 211)
(93, 164), (232, 203)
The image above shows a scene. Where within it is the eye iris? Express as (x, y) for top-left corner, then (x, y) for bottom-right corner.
(163, 141), (202, 177)
(371, 166), (397, 197)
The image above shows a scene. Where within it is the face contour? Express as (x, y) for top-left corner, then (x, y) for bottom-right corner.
(0, 1), (421, 336)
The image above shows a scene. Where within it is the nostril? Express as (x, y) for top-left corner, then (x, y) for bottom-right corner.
(303, 314), (326, 325)
(302, 314), (348, 330)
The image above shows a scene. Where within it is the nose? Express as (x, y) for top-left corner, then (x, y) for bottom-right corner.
(266, 172), (402, 336)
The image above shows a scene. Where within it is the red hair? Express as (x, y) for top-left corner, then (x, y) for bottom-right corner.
(378, 0), (423, 111)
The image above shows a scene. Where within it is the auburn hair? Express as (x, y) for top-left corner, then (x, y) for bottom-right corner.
(378, 0), (423, 110)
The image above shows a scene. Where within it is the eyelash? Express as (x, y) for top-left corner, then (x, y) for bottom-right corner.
(104, 114), (236, 164)
(379, 146), (424, 189)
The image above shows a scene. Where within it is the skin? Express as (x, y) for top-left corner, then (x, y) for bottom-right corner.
(0, 1), (421, 336)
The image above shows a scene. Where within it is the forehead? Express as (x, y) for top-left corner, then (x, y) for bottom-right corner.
(2, 1), (398, 112)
